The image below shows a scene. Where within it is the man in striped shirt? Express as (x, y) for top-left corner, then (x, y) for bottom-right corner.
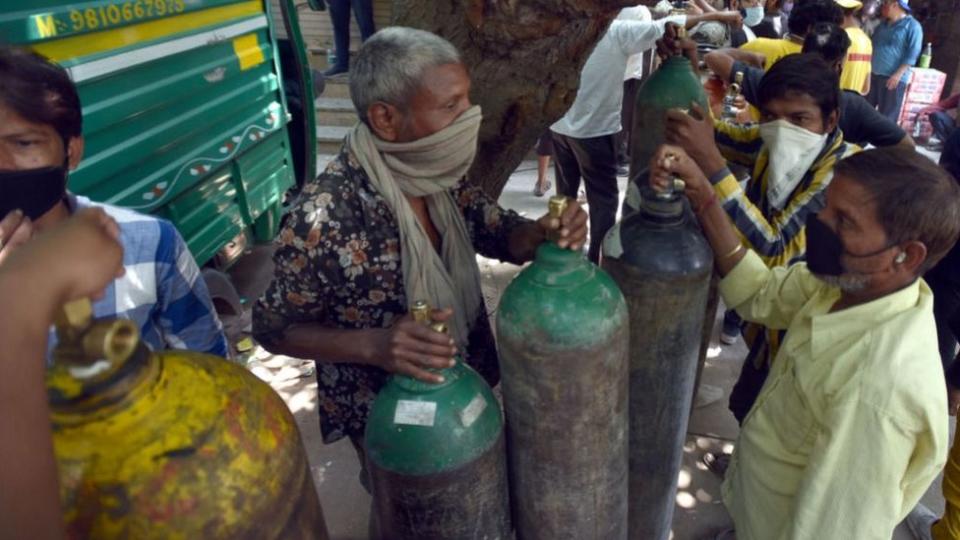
(663, 53), (859, 422)
(0, 47), (227, 358)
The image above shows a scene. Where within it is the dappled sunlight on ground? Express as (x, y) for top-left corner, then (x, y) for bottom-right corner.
(241, 345), (318, 415)
(676, 490), (698, 509)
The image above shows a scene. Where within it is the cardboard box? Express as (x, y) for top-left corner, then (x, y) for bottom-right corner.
(904, 68), (947, 105)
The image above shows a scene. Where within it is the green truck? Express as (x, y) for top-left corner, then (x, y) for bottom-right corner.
(2, 0), (321, 308)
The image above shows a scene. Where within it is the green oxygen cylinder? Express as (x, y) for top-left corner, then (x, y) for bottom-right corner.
(629, 54), (709, 187)
(497, 196), (631, 540)
(365, 301), (510, 540)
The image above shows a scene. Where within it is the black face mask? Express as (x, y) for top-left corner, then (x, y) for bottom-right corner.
(806, 213), (895, 276)
(0, 165), (68, 220)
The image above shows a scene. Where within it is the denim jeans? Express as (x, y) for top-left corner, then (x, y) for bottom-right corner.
(930, 110), (957, 143)
(867, 73), (908, 123)
(327, 0), (375, 70)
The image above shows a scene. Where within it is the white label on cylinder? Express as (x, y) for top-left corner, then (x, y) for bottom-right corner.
(459, 394), (488, 428)
(603, 222), (625, 259)
(625, 181), (641, 213)
(394, 400), (437, 427)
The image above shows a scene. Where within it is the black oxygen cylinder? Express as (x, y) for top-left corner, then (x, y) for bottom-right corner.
(600, 186), (713, 540)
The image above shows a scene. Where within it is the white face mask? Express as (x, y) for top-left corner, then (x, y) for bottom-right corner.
(760, 119), (829, 210)
(743, 6), (765, 26)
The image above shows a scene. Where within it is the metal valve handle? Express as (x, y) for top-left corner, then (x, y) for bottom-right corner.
(53, 298), (139, 366)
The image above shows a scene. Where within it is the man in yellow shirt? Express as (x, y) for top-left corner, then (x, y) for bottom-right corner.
(734, 0), (842, 120)
(649, 145), (958, 539)
(837, 0), (873, 94)
(740, 0), (843, 69)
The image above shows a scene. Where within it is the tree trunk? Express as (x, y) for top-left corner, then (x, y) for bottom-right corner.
(392, 0), (636, 198)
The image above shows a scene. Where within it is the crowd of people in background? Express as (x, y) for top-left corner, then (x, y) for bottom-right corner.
(531, 0), (960, 537)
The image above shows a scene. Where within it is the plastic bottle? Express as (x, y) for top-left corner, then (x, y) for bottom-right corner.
(919, 42), (932, 69)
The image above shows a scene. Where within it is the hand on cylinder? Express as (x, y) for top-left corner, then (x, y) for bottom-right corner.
(656, 26), (697, 63)
(649, 145), (714, 210)
(664, 102), (726, 174)
(537, 198), (588, 251)
(733, 94), (747, 111)
(370, 308), (457, 383)
(0, 210), (35, 267)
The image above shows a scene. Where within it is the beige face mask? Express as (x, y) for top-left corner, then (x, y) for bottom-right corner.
(760, 119), (829, 210)
(373, 105), (483, 197)
(346, 105), (485, 348)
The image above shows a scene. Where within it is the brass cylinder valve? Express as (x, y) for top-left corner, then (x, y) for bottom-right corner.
(53, 298), (139, 367)
(547, 196), (569, 243)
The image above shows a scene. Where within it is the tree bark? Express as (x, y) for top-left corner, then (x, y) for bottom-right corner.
(392, 0), (636, 198)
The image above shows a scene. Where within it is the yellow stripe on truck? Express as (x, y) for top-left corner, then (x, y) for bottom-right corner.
(232, 33), (265, 71)
(34, 0), (264, 63)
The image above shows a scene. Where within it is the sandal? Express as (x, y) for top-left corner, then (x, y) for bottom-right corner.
(533, 180), (552, 197)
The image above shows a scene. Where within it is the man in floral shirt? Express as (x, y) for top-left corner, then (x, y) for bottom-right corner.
(253, 28), (588, 481)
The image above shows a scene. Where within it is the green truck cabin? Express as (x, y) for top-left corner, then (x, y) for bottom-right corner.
(1, 0), (316, 268)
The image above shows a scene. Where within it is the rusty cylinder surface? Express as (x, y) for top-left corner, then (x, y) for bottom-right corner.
(369, 432), (511, 540)
(497, 242), (630, 540)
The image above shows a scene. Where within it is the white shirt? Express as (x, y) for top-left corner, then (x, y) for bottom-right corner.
(551, 16), (685, 139)
(621, 6), (654, 81)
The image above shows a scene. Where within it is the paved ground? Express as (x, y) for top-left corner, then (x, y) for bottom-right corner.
(232, 158), (949, 540)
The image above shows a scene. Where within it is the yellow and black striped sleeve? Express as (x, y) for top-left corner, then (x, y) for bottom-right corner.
(713, 119), (762, 168)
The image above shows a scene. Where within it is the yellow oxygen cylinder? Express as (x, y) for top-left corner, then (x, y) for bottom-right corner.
(48, 300), (329, 539)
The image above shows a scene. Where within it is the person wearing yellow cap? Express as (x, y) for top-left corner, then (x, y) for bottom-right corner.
(836, 0), (873, 95)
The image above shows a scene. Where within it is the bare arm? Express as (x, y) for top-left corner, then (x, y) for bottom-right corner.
(657, 29), (701, 75)
(0, 209), (124, 540)
(943, 93), (960, 110)
(256, 312), (459, 384)
(508, 198), (588, 262)
(714, 46), (765, 68)
(649, 145), (745, 275)
(705, 49), (736, 81)
(0, 273), (64, 540)
(685, 11), (743, 29)
(925, 93), (960, 113)
(692, 0), (718, 13)
(259, 201), (583, 380)
(458, 184), (587, 264)
(888, 64), (911, 89)
(507, 223), (548, 263)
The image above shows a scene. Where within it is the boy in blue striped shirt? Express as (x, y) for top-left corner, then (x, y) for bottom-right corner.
(0, 47), (227, 358)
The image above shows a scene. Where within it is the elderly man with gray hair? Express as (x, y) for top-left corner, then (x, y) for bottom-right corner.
(254, 25), (588, 488)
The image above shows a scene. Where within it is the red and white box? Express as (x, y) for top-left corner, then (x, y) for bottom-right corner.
(904, 68), (947, 105)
